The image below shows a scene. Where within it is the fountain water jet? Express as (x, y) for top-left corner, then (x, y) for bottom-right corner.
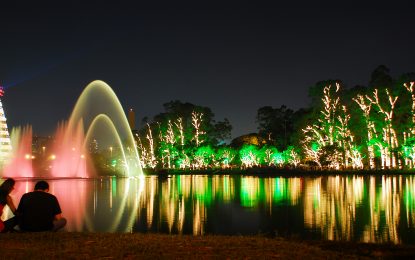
(51, 80), (143, 178)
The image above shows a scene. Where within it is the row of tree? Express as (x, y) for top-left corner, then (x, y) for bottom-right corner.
(133, 65), (415, 170)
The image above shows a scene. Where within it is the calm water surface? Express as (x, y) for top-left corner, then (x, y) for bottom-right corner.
(4, 175), (415, 244)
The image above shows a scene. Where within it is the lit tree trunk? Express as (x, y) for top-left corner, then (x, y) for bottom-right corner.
(404, 82), (415, 135)
(192, 111), (205, 147)
(321, 84), (340, 145)
(366, 89), (398, 169)
(156, 122), (166, 168)
(174, 117), (185, 146)
(146, 123), (157, 168)
(165, 120), (176, 168)
(353, 95), (376, 169)
(136, 137), (147, 168)
(336, 105), (354, 168)
(265, 149), (273, 166)
(404, 82), (415, 168)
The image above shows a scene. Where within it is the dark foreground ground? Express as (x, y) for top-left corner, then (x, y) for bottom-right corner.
(1, 233), (415, 259)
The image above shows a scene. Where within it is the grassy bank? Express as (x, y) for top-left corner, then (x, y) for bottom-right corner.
(1, 233), (415, 259)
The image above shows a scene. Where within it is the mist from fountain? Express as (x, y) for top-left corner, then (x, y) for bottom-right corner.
(50, 120), (91, 178)
(2, 126), (33, 178)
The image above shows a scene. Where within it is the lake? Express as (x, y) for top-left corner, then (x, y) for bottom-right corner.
(4, 174), (415, 244)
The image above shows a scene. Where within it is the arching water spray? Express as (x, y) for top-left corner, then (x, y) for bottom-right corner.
(84, 114), (130, 176)
(64, 80), (143, 177)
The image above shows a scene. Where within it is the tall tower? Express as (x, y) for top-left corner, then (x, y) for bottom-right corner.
(0, 86), (12, 164)
(128, 108), (136, 130)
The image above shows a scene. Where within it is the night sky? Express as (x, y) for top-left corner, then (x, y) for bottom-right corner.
(1, 1), (414, 138)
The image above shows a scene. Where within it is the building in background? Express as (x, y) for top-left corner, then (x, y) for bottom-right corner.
(128, 108), (136, 131)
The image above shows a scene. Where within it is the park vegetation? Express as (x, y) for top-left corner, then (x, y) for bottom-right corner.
(133, 65), (415, 171)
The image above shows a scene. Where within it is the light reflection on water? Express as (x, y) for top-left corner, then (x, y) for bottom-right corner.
(3, 175), (415, 244)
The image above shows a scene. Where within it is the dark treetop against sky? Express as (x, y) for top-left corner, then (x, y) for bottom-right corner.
(1, 1), (414, 138)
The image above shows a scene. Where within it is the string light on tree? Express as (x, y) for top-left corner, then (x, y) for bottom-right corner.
(192, 111), (205, 147)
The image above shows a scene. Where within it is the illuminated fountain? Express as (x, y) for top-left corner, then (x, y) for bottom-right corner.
(1, 80), (143, 178)
(50, 80), (143, 178)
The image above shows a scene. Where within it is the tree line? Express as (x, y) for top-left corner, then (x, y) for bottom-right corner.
(133, 65), (415, 170)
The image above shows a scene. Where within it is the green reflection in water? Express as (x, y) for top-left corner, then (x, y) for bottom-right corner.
(193, 176), (213, 206)
(222, 176), (230, 201)
(112, 176), (117, 195)
(240, 177), (259, 207)
(176, 175), (182, 195)
(273, 178), (284, 202)
(405, 177), (415, 227)
(405, 177), (415, 208)
(272, 178), (296, 203)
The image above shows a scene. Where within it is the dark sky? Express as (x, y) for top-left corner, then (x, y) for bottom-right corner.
(1, 1), (414, 138)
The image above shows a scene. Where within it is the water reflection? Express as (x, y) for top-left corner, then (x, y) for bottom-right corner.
(3, 175), (415, 244)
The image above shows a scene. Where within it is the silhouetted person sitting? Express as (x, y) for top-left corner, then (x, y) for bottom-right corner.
(17, 181), (67, 232)
(0, 178), (18, 232)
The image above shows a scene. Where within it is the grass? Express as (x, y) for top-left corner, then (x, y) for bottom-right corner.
(1, 233), (415, 259)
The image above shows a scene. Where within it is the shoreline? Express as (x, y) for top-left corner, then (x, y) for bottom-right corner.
(143, 167), (415, 177)
(5, 168), (415, 180)
(0, 232), (415, 259)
